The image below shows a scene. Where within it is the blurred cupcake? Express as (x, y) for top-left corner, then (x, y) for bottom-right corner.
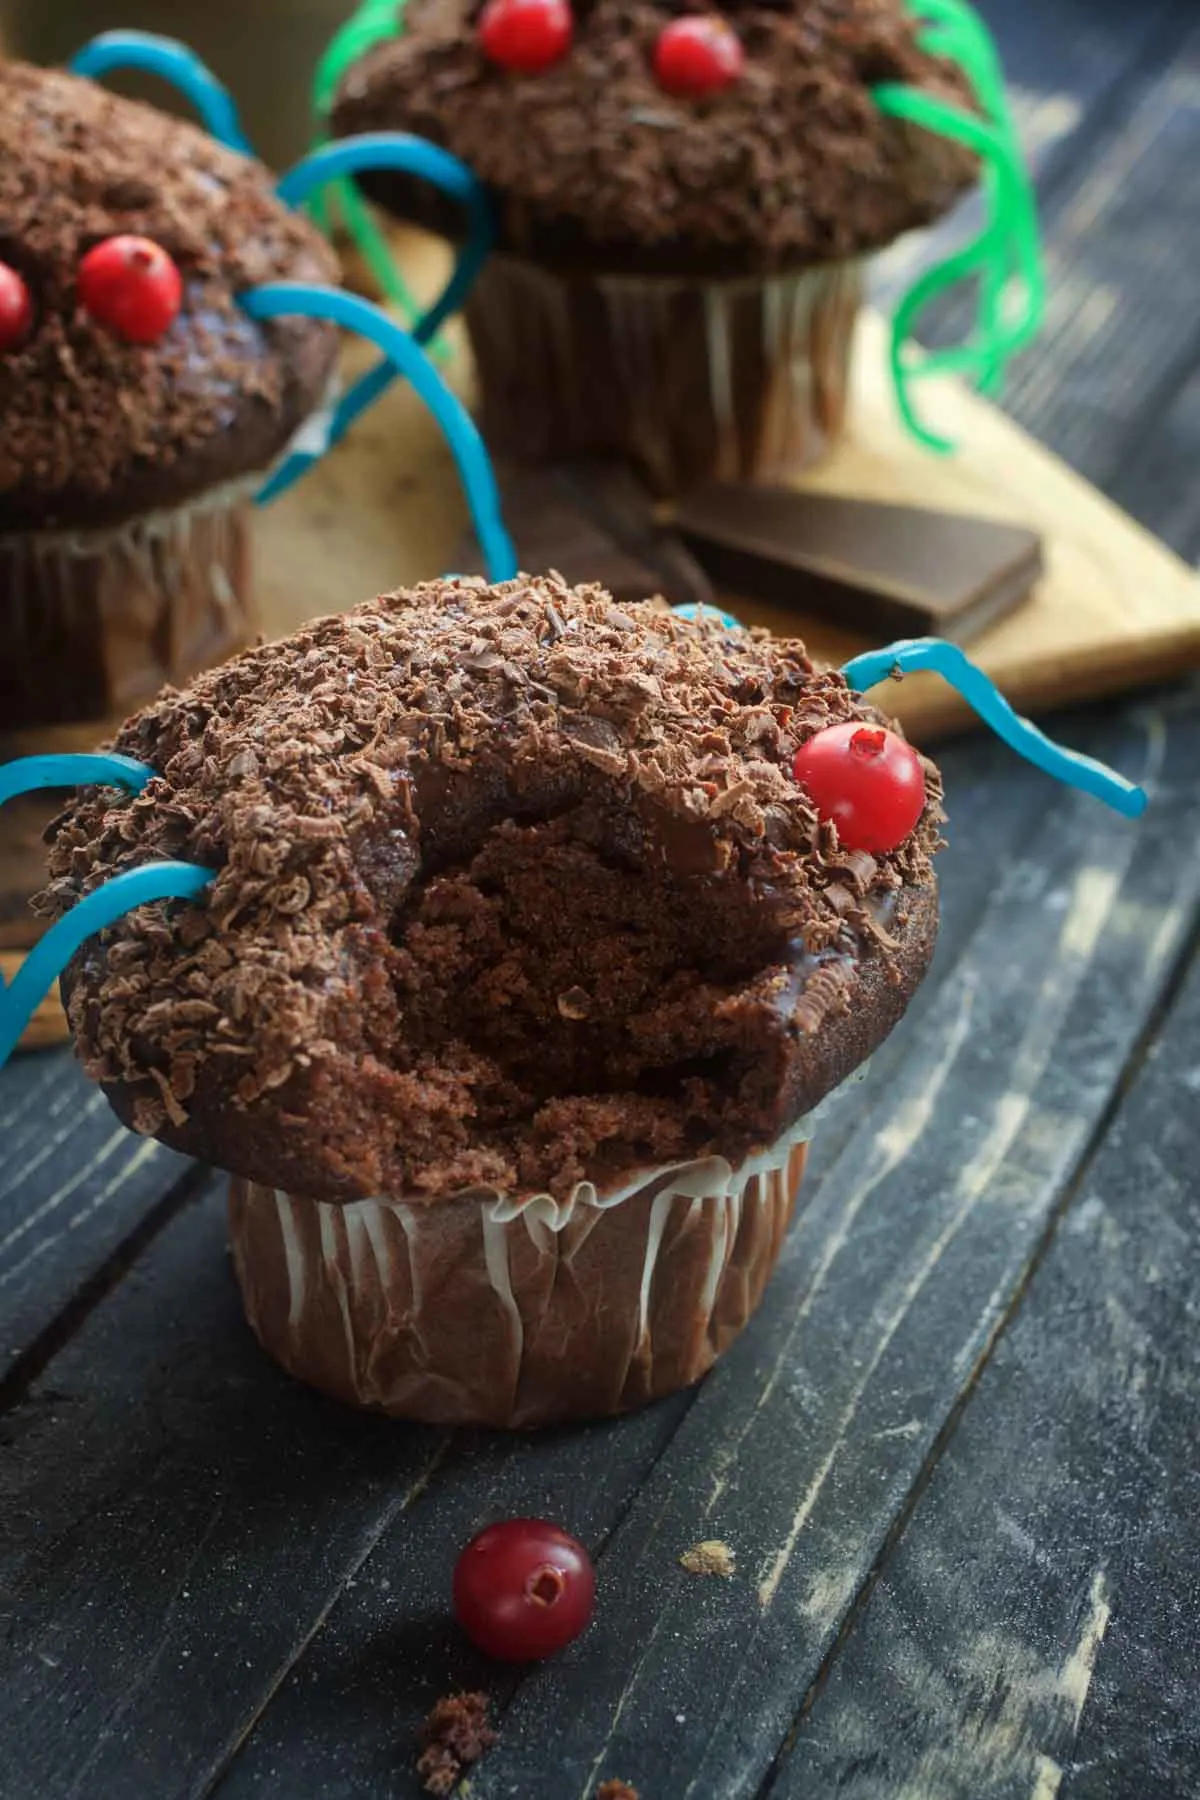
(39, 576), (942, 1425)
(326, 0), (981, 494)
(0, 58), (339, 730)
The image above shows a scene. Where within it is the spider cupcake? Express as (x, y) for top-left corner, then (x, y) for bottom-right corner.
(0, 30), (497, 730)
(322, 0), (1042, 494)
(0, 604), (1143, 1426)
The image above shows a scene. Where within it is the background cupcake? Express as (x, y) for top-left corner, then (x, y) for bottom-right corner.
(0, 57), (339, 730)
(36, 576), (942, 1426)
(327, 0), (987, 494)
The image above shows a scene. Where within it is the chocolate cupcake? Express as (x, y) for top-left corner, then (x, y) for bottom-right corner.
(326, 0), (980, 493)
(0, 58), (339, 730)
(37, 576), (941, 1425)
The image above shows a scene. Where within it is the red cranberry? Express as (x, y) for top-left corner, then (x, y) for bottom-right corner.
(478, 0), (574, 73)
(0, 261), (33, 352)
(653, 16), (745, 98)
(452, 1519), (596, 1661)
(792, 722), (927, 854)
(77, 235), (183, 345)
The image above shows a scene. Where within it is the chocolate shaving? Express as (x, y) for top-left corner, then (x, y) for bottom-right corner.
(792, 961), (856, 1036)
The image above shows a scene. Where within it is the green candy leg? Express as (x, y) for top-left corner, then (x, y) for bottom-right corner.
(878, 0), (1046, 451)
(313, 0), (407, 115)
(911, 0), (1008, 115)
(308, 0), (437, 345)
(916, 16), (1012, 376)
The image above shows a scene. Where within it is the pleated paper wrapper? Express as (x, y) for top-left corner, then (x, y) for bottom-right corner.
(229, 1120), (815, 1429)
(0, 390), (337, 731)
(466, 255), (863, 498)
(0, 478), (260, 731)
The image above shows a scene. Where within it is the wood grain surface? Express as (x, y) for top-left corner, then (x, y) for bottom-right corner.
(2, 4), (1200, 1797)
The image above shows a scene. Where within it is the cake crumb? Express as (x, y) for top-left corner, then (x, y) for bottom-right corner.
(679, 1539), (736, 1577)
(416, 1691), (496, 1795)
(597, 1782), (639, 1800)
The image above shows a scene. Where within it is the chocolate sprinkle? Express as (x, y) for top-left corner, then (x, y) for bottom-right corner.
(0, 60), (340, 532)
(332, 0), (978, 278)
(41, 576), (942, 1204)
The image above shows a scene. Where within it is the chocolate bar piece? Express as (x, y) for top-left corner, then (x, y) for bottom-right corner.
(457, 461), (714, 609)
(675, 485), (1043, 644)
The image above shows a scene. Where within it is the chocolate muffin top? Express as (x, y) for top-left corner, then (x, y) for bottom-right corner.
(331, 0), (978, 278)
(41, 576), (942, 1204)
(0, 60), (340, 533)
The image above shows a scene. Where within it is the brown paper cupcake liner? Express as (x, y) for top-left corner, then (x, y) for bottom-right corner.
(0, 479), (259, 731)
(229, 1123), (813, 1428)
(0, 380), (342, 732)
(465, 256), (863, 498)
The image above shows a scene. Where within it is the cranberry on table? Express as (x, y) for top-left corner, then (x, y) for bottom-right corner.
(653, 16), (745, 98)
(453, 1519), (596, 1661)
(478, 0), (574, 73)
(0, 260), (33, 353)
(77, 235), (183, 345)
(792, 722), (927, 855)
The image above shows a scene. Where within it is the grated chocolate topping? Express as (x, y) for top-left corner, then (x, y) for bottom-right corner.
(0, 60), (340, 532)
(332, 0), (978, 278)
(41, 576), (942, 1202)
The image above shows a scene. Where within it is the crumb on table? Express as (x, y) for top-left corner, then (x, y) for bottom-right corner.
(679, 1539), (736, 1577)
(597, 1781), (640, 1800)
(416, 1691), (496, 1796)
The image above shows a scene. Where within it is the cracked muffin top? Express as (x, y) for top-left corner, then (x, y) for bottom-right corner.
(41, 576), (942, 1202)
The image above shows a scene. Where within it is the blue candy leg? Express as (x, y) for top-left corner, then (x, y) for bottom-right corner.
(67, 32), (252, 153)
(841, 638), (1148, 819)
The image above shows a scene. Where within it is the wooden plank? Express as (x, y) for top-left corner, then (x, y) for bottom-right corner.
(1001, 17), (1200, 483)
(208, 1405), (694, 1800)
(778, 942), (1200, 1799)
(972, 0), (1189, 189)
(0, 1177), (689, 1800)
(0, 1053), (198, 1398)
(1107, 356), (1200, 565)
(212, 695), (1200, 1799)
(0, 1177), (451, 1800)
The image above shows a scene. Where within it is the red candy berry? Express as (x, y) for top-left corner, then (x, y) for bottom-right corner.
(77, 235), (183, 345)
(453, 1519), (596, 1662)
(0, 260), (33, 353)
(792, 722), (926, 855)
(478, 0), (574, 72)
(653, 16), (745, 97)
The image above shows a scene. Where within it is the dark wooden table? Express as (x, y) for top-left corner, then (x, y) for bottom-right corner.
(3, 4), (1200, 1796)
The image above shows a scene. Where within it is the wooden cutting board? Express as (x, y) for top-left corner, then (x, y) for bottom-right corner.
(6, 245), (1200, 1049)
